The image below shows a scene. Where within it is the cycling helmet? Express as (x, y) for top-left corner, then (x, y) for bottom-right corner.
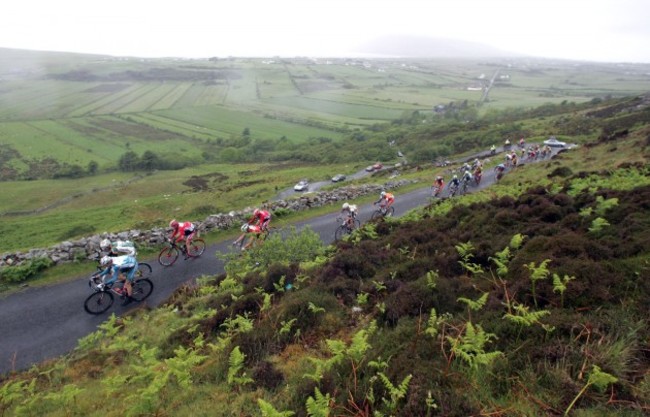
(100, 255), (112, 267)
(100, 239), (111, 250)
(436, 176), (443, 180)
(241, 223), (249, 232)
(169, 219), (179, 229)
(380, 191), (386, 197)
(253, 209), (260, 216)
(342, 203), (349, 210)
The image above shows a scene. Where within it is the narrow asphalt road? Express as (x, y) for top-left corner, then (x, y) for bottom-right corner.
(0, 149), (560, 375)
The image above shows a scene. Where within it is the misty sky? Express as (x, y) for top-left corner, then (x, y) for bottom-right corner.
(2, 0), (650, 63)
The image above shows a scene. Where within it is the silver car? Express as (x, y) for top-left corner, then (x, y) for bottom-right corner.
(543, 136), (566, 147)
(293, 180), (309, 191)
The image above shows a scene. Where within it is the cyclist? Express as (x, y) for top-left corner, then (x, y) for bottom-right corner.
(490, 144), (496, 155)
(233, 208), (271, 246)
(169, 219), (196, 259)
(374, 191), (395, 213)
(473, 165), (483, 185)
(100, 238), (136, 256)
(98, 254), (137, 304)
(462, 169), (473, 185)
(504, 139), (511, 149)
(432, 175), (445, 197)
(250, 208), (272, 231)
(519, 137), (525, 148)
(510, 151), (518, 167)
(235, 223), (263, 251)
(340, 202), (358, 228)
(495, 163), (506, 180)
(504, 152), (513, 167)
(447, 174), (460, 195)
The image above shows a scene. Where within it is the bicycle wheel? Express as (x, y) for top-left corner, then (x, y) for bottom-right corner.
(384, 206), (395, 217)
(130, 278), (154, 302)
(334, 225), (351, 241)
(158, 245), (179, 266)
(136, 262), (152, 279)
(187, 238), (206, 257)
(84, 291), (114, 315)
(371, 210), (383, 220)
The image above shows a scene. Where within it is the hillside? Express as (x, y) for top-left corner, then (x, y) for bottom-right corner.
(0, 98), (648, 416)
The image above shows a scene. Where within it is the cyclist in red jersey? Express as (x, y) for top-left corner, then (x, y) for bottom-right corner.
(432, 176), (445, 197)
(250, 208), (271, 231)
(169, 219), (196, 259)
(374, 191), (395, 211)
(233, 208), (271, 247)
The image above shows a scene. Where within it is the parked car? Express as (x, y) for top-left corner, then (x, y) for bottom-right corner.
(331, 174), (346, 182)
(543, 136), (566, 147)
(372, 162), (383, 170)
(293, 180), (309, 191)
(365, 165), (375, 172)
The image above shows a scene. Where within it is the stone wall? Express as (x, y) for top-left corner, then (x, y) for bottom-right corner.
(0, 180), (415, 267)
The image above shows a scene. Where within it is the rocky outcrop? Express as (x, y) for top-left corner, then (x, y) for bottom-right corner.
(0, 180), (415, 267)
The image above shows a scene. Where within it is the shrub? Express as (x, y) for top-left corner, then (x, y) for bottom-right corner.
(0, 257), (53, 284)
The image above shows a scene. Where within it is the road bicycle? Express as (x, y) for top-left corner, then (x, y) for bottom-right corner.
(334, 216), (361, 241)
(158, 237), (206, 266)
(431, 184), (443, 198)
(371, 204), (395, 220)
(84, 269), (154, 315)
(447, 182), (459, 197)
(459, 178), (471, 195)
(233, 224), (276, 251)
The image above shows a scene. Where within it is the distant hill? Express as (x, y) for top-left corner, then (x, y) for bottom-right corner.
(356, 35), (520, 58)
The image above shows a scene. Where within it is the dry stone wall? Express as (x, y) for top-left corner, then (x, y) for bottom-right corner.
(0, 180), (415, 267)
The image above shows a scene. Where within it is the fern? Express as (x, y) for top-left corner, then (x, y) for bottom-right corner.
(356, 292), (369, 305)
(525, 259), (551, 307)
(425, 308), (439, 338)
(446, 322), (502, 370)
(594, 196), (619, 215)
(589, 217), (611, 233)
(165, 345), (207, 388)
(0, 379), (29, 414)
(503, 303), (551, 327)
(564, 365), (618, 416)
(509, 233), (525, 250)
(489, 245), (512, 279)
(552, 273), (575, 307)
(455, 241), (484, 276)
(347, 327), (373, 364)
(368, 356), (389, 371)
(258, 399), (295, 417)
(279, 318), (297, 335)
(227, 346), (253, 387)
(220, 313), (254, 336)
(425, 270), (438, 289)
(457, 292), (489, 321)
(306, 387), (331, 417)
(308, 302), (326, 314)
(376, 372), (413, 413)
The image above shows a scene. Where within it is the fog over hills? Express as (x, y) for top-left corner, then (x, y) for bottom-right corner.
(355, 35), (521, 58)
